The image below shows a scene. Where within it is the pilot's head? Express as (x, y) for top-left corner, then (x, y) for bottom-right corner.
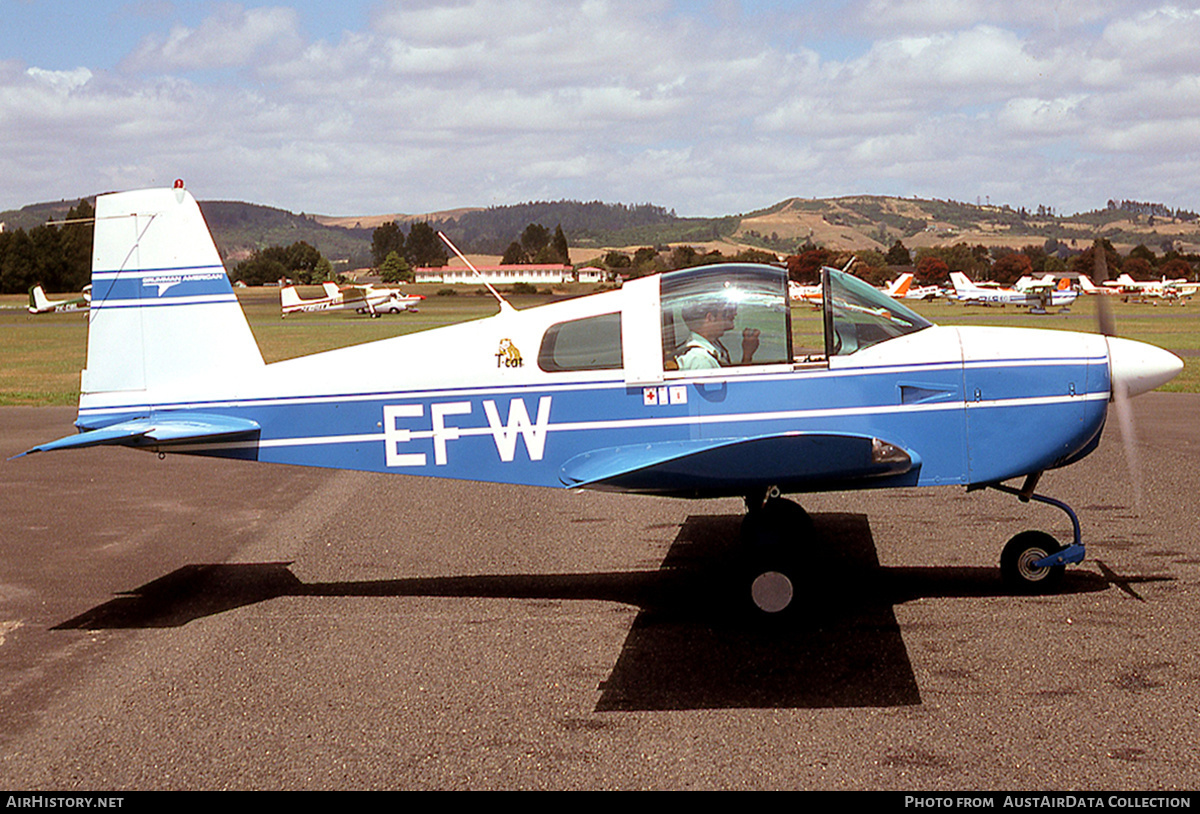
(682, 299), (737, 339)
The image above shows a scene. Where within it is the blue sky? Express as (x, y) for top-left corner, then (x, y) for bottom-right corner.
(4, 1), (1200, 218)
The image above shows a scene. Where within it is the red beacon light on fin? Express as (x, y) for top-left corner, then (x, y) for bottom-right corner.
(173, 179), (185, 189)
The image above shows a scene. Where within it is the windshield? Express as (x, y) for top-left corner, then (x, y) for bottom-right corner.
(824, 268), (932, 356)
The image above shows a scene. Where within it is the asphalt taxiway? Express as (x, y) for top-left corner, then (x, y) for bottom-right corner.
(1, 396), (1198, 790)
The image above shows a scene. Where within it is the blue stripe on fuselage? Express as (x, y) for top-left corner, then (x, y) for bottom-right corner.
(78, 357), (1110, 492)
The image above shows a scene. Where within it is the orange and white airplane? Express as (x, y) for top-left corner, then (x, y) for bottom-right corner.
(886, 272), (941, 300)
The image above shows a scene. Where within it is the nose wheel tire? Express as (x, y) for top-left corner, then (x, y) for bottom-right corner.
(751, 570), (794, 613)
(1001, 531), (1065, 594)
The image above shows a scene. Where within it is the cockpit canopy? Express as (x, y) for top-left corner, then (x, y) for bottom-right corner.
(536, 263), (933, 376)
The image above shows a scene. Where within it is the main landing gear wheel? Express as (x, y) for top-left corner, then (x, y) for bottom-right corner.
(741, 495), (812, 615)
(1000, 531), (1065, 594)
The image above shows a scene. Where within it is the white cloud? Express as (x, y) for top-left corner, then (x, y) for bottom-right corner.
(24, 67), (94, 92)
(1102, 6), (1200, 74)
(857, 0), (1133, 35)
(123, 5), (305, 72)
(4, 1), (1200, 218)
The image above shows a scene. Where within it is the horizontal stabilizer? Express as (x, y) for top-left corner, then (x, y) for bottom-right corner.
(20, 413), (260, 457)
(559, 432), (919, 497)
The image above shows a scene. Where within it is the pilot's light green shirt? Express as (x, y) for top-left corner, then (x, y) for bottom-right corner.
(676, 333), (730, 369)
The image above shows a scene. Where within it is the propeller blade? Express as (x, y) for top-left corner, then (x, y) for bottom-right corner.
(1094, 236), (1137, 504)
(1112, 380), (1142, 511)
(1094, 239), (1117, 337)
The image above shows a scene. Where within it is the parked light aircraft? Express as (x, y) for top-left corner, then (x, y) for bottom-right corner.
(1014, 274), (1058, 293)
(790, 267), (913, 306)
(886, 272), (940, 301)
(883, 274), (911, 298)
(21, 186), (1184, 611)
(1101, 273), (1198, 301)
(281, 281), (422, 317)
(950, 272), (1078, 313)
(1077, 275), (1120, 296)
(28, 284), (90, 314)
(788, 279), (821, 306)
(799, 271), (915, 304)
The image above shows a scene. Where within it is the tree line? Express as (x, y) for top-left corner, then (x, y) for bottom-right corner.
(369, 219), (571, 278)
(231, 241), (334, 286)
(500, 223), (569, 265)
(429, 200), (678, 255)
(370, 221), (448, 279)
(782, 238), (1199, 288)
(0, 200), (93, 295)
(596, 244), (780, 278)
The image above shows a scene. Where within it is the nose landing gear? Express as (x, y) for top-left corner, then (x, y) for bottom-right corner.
(987, 474), (1085, 594)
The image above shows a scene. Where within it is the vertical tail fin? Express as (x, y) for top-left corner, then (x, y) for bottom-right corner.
(280, 285), (303, 310)
(949, 272), (973, 295)
(82, 186), (263, 400)
(28, 285), (50, 312)
(887, 273), (913, 298)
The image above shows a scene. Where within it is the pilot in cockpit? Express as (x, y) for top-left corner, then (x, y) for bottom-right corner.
(675, 298), (761, 370)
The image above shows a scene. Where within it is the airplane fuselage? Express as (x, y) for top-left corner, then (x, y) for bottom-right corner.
(75, 290), (1110, 496)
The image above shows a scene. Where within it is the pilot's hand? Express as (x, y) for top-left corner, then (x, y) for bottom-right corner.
(741, 327), (760, 363)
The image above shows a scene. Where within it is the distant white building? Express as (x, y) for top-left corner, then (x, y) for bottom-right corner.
(415, 264), (573, 285)
(576, 266), (606, 283)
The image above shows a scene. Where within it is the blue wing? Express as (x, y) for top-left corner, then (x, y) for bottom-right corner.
(559, 432), (920, 497)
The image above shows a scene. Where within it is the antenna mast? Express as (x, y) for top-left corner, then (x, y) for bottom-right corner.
(438, 232), (514, 313)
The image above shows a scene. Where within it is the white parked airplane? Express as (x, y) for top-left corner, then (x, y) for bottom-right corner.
(1077, 275), (1120, 295)
(950, 272), (1077, 313)
(788, 279), (822, 306)
(1100, 273), (1198, 300)
(281, 282), (422, 317)
(28, 285), (90, 314)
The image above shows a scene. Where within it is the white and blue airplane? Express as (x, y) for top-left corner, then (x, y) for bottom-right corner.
(20, 185), (1184, 612)
(950, 271), (1078, 313)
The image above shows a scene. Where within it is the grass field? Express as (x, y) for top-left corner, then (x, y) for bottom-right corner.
(2, 285), (1196, 406)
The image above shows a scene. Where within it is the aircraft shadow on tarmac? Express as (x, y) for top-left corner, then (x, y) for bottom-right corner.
(53, 512), (1160, 712)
